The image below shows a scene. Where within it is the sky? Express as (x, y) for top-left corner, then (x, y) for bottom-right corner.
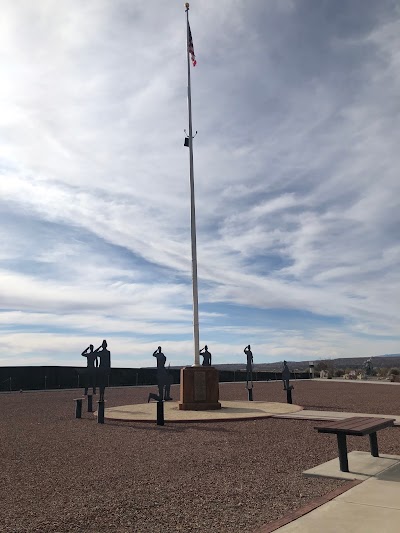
(0, 0), (399, 368)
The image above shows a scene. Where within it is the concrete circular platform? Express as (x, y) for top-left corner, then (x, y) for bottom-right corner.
(100, 400), (303, 422)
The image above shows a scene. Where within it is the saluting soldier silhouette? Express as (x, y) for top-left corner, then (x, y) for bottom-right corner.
(282, 360), (291, 391)
(200, 345), (212, 366)
(94, 340), (111, 401)
(244, 345), (253, 388)
(152, 346), (168, 401)
(81, 344), (98, 395)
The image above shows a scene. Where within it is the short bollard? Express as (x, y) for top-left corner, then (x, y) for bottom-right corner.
(157, 400), (164, 426)
(97, 400), (105, 424)
(286, 386), (293, 405)
(74, 398), (83, 419)
(87, 394), (93, 413)
(248, 388), (253, 401)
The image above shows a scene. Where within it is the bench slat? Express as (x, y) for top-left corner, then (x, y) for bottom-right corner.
(315, 417), (395, 435)
(349, 418), (394, 433)
(339, 417), (390, 432)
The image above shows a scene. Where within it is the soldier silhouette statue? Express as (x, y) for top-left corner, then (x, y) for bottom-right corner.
(282, 360), (293, 404)
(81, 344), (98, 395)
(244, 344), (253, 389)
(200, 345), (212, 366)
(94, 340), (111, 402)
(282, 360), (291, 391)
(148, 346), (173, 402)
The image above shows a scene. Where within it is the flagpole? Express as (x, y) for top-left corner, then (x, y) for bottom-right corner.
(185, 3), (200, 367)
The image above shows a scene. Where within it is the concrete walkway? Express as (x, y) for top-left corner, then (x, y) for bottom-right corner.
(260, 408), (400, 532)
(270, 461), (400, 532)
(273, 409), (400, 425)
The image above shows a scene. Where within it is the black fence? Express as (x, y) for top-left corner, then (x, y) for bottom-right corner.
(0, 366), (310, 392)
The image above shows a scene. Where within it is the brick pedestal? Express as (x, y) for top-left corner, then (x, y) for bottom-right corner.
(178, 366), (221, 411)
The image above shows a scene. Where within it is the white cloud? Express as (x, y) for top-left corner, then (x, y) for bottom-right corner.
(0, 1), (399, 366)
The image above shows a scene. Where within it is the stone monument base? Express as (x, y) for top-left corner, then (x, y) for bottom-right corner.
(178, 366), (221, 410)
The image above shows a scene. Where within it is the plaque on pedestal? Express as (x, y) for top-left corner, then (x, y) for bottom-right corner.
(179, 366), (221, 410)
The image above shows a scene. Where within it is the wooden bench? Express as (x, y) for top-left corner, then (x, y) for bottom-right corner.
(315, 417), (395, 472)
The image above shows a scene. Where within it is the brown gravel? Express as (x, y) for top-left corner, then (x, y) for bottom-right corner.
(1, 380), (400, 533)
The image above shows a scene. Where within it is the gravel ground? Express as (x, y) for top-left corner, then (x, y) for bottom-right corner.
(1, 380), (400, 533)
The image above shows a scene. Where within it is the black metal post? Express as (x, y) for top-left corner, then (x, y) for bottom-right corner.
(157, 400), (164, 426)
(286, 387), (293, 404)
(337, 433), (349, 472)
(248, 388), (253, 401)
(75, 398), (83, 419)
(97, 400), (105, 424)
(369, 432), (379, 457)
(87, 394), (93, 413)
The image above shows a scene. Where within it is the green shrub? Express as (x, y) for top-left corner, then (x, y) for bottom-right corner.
(377, 367), (388, 377)
(315, 361), (329, 372)
(388, 368), (400, 376)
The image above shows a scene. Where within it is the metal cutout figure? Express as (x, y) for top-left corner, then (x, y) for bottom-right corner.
(200, 345), (212, 366)
(148, 346), (173, 402)
(81, 344), (98, 395)
(282, 360), (291, 390)
(244, 345), (253, 389)
(94, 339), (111, 401)
(282, 360), (294, 404)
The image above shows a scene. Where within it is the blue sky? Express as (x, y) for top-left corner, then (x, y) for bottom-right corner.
(0, 1), (399, 368)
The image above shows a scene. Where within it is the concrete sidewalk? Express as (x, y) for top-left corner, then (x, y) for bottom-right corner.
(273, 409), (400, 425)
(272, 470), (400, 532)
(261, 409), (400, 532)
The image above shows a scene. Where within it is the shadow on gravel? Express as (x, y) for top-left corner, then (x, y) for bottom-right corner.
(102, 421), (233, 433)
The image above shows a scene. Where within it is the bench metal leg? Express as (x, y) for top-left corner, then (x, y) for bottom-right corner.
(369, 432), (379, 457)
(337, 433), (349, 472)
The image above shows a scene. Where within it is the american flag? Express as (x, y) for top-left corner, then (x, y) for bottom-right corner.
(188, 23), (197, 67)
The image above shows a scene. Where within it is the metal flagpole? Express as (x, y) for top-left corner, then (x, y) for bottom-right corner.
(185, 3), (200, 367)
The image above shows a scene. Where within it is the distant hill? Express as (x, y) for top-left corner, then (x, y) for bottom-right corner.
(214, 354), (400, 372)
